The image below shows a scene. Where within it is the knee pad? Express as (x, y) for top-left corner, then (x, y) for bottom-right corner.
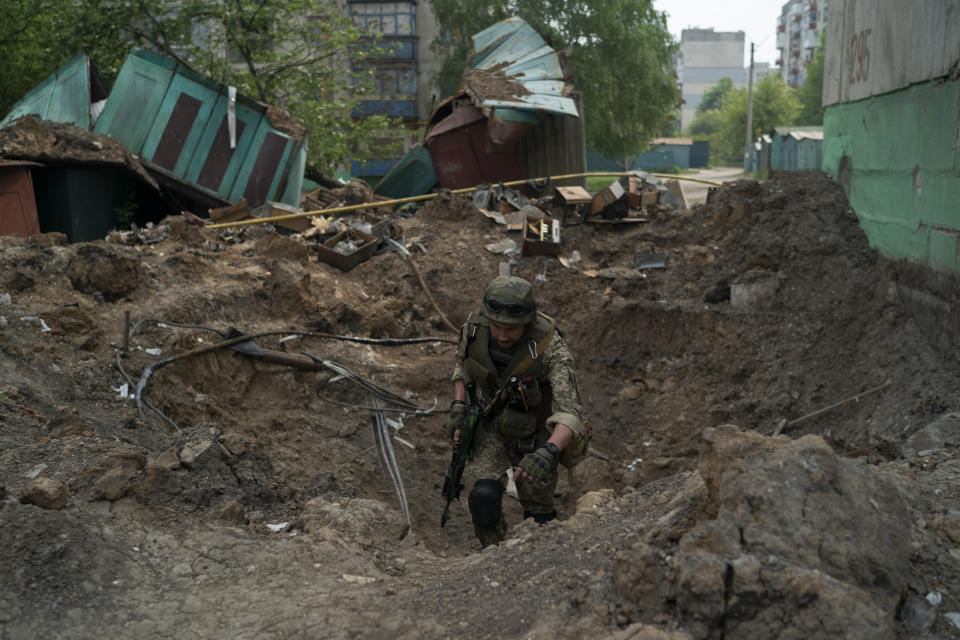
(468, 479), (503, 529)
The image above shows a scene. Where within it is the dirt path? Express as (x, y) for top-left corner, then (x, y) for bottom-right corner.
(682, 166), (744, 205)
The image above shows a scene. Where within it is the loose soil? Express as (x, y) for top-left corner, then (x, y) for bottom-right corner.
(2, 170), (959, 639)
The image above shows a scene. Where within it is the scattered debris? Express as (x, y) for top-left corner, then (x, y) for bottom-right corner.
(632, 251), (667, 270)
(521, 213), (561, 257)
(317, 227), (380, 271)
(485, 239), (517, 255)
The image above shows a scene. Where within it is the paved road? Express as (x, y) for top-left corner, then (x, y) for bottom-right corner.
(680, 166), (744, 207)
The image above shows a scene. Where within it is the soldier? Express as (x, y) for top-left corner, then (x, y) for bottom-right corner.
(446, 275), (587, 547)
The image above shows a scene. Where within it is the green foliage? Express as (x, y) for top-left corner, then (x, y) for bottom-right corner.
(0, 0), (130, 112)
(427, 0), (680, 161)
(687, 109), (723, 138)
(697, 77), (734, 114)
(796, 32), (826, 125)
(0, 0), (398, 173)
(712, 74), (800, 163)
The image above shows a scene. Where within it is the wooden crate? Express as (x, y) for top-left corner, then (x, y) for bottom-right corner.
(521, 215), (561, 257)
(316, 227), (380, 271)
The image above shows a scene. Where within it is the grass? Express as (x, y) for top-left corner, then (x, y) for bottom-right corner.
(586, 176), (618, 191)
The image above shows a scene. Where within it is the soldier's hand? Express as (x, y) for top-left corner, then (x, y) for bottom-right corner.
(515, 443), (559, 484)
(444, 405), (466, 443)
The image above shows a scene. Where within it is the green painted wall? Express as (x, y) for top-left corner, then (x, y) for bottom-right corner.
(823, 78), (960, 272)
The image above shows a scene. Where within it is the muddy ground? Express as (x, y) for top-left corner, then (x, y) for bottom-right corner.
(2, 170), (960, 639)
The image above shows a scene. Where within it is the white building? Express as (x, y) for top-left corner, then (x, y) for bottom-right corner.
(678, 28), (745, 131)
(776, 0), (829, 87)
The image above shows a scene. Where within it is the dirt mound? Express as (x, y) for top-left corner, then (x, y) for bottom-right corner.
(0, 115), (158, 189)
(1, 169), (959, 638)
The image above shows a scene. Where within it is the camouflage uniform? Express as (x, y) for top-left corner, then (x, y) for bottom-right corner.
(452, 292), (584, 543)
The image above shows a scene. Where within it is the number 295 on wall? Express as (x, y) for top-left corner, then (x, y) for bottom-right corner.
(848, 28), (872, 85)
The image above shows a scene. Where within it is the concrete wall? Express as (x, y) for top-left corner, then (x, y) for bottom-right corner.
(822, 0), (960, 360)
(823, 0), (960, 106)
(823, 78), (960, 269)
(682, 41), (744, 67)
(823, 0), (960, 271)
(415, 2), (443, 122)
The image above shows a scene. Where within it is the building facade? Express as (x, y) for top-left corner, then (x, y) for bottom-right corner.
(348, 0), (442, 177)
(776, 0), (828, 87)
(678, 28), (745, 131)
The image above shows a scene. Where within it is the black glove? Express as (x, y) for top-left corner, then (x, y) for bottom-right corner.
(444, 404), (466, 441)
(518, 443), (559, 484)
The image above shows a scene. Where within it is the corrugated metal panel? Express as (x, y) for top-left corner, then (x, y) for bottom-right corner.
(781, 137), (805, 171)
(373, 144), (437, 197)
(427, 115), (524, 189)
(32, 167), (129, 243)
(94, 49), (303, 208)
(0, 163), (42, 236)
(690, 141), (710, 168)
(797, 138), (822, 169)
(1, 53), (92, 130)
(467, 18), (580, 119)
(94, 51), (176, 152)
(518, 92), (586, 187)
(824, 0), (960, 106)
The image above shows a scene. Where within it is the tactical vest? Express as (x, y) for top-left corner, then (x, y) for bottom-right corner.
(461, 310), (556, 446)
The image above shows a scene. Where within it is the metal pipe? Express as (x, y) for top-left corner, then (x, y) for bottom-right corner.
(205, 171), (725, 230)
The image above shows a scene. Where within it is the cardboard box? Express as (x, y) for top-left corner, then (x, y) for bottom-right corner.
(556, 186), (592, 205)
(590, 180), (625, 215)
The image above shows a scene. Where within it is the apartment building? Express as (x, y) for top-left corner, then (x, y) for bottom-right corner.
(348, 0), (442, 176)
(776, 0), (828, 87)
(678, 28), (745, 131)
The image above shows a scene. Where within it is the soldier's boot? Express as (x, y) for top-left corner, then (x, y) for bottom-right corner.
(475, 527), (503, 548)
(469, 479), (505, 548)
(523, 509), (557, 524)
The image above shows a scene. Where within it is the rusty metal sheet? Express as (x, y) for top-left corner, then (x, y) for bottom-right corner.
(0, 165), (41, 236)
(427, 116), (524, 190)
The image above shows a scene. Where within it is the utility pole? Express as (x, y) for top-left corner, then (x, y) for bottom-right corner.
(744, 42), (755, 172)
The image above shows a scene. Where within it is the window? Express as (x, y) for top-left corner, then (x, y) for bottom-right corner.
(349, 2), (416, 36)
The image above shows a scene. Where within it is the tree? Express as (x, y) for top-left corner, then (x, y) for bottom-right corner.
(0, 0), (132, 113)
(696, 77), (734, 115)
(796, 32), (825, 125)
(0, 0), (396, 173)
(712, 74), (799, 163)
(427, 0), (680, 162)
(687, 109), (723, 138)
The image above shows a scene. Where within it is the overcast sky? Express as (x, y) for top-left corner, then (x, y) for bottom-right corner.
(653, 0), (782, 67)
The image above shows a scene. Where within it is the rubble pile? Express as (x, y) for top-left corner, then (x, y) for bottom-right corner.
(1, 169), (959, 639)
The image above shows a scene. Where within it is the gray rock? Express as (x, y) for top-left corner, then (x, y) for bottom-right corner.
(92, 467), (131, 501)
(616, 425), (910, 639)
(899, 596), (936, 632)
(179, 439), (219, 470)
(901, 412), (960, 458)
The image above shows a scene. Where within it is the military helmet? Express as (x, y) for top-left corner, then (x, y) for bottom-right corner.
(481, 276), (537, 325)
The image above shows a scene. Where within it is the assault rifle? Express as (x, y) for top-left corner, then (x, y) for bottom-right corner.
(440, 397), (481, 527)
